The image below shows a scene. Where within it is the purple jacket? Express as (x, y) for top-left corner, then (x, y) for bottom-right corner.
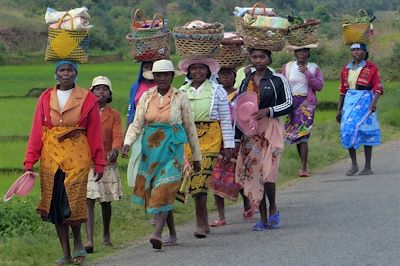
(281, 62), (324, 106)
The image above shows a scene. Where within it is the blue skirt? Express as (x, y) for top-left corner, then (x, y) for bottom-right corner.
(340, 90), (380, 149)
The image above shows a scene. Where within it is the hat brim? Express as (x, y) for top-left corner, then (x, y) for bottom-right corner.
(143, 70), (183, 81)
(234, 91), (259, 136)
(4, 172), (37, 202)
(287, 43), (319, 52)
(178, 58), (220, 75)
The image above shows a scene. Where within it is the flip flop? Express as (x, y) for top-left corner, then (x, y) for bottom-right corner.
(149, 237), (162, 249)
(55, 257), (72, 265)
(358, 169), (373, 175)
(72, 249), (87, 265)
(346, 167), (359, 176)
(266, 210), (280, 229)
(209, 220), (227, 227)
(162, 238), (178, 246)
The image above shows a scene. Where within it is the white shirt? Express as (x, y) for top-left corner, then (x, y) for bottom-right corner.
(288, 62), (317, 96)
(56, 89), (73, 112)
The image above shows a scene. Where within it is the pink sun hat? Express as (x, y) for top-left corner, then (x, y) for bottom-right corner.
(3, 171), (38, 202)
(178, 58), (220, 75)
(234, 91), (259, 136)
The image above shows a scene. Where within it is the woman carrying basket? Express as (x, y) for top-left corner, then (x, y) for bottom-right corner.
(235, 48), (293, 231)
(282, 46), (324, 177)
(122, 60), (201, 249)
(336, 43), (383, 176)
(178, 58), (235, 238)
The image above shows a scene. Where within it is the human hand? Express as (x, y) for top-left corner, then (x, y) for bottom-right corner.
(336, 111), (342, 123)
(252, 108), (269, 120)
(370, 102), (377, 112)
(193, 161), (201, 173)
(107, 149), (119, 163)
(94, 172), (103, 182)
(223, 148), (234, 162)
(298, 64), (308, 73)
(121, 145), (130, 158)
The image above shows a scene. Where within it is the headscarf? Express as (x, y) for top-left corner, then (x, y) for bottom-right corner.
(54, 60), (79, 73)
(350, 43), (368, 52)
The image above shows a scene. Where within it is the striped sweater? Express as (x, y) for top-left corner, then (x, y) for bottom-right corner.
(180, 80), (235, 149)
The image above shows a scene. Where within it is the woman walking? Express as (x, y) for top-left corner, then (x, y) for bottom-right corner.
(209, 67), (254, 226)
(282, 47), (324, 177)
(122, 59), (201, 249)
(178, 58), (235, 238)
(236, 49), (293, 231)
(336, 43), (383, 176)
(85, 76), (123, 253)
(23, 60), (105, 265)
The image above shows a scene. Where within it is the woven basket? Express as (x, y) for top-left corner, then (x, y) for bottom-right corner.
(287, 19), (320, 46)
(216, 34), (246, 68)
(126, 31), (171, 62)
(131, 9), (166, 38)
(342, 23), (370, 45)
(241, 22), (287, 51)
(235, 2), (269, 38)
(45, 13), (89, 63)
(172, 23), (224, 58)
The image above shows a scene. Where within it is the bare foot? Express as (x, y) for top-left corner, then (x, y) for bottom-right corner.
(194, 227), (206, 238)
(358, 168), (373, 175)
(346, 166), (359, 176)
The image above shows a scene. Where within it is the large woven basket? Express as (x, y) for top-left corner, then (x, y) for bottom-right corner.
(342, 23), (370, 45)
(126, 31), (171, 62)
(172, 23), (224, 58)
(241, 21), (287, 51)
(216, 34), (246, 68)
(45, 13), (89, 63)
(131, 9), (166, 38)
(287, 19), (320, 46)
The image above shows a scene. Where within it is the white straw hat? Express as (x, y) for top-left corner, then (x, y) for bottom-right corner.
(142, 59), (182, 80)
(90, 76), (112, 92)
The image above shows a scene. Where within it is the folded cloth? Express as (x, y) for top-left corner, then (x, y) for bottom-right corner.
(244, 14), (290, 29)
(183, 20), (213, 29)
(45, 6), (93, 30)
(233, 7), (276, 17)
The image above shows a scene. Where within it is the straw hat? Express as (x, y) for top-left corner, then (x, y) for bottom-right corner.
(142, 59), (181, 80)
(178, 58), (220, 75)
(234, 91), (259, 136)
(4, 171), (38, 202)
(91, 76), (112, 92)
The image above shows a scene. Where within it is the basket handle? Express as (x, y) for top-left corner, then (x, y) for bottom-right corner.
(150, 13), (164, 29)
(357, 9), (368, 17)
(132, 9), (146, 26)
(57, 13), (74, 30)
(250, 2), (267, 16)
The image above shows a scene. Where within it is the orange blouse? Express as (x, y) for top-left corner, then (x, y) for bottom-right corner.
(100, 105), (123, 162)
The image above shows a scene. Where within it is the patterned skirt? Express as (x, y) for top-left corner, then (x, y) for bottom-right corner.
(284, 95), (316, 144)
(132, 123), (187, 214)
(87, 165), (123, 202)
(185, 121), (222, 196)
(340, 90), (380, 149)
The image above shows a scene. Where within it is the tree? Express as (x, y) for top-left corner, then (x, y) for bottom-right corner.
(314, 4), (330, 22)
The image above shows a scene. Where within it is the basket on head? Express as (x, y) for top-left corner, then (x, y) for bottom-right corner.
(235, 2), (269, 37)
(126, 30), (171, 62)
(172, 22), (224, 58)
(342, 9), (372, 45)
(131, 9), (166, 38)
(287, 19), (320, 46)
(216, 33), (246, 68)
(45, 13), (89, 63)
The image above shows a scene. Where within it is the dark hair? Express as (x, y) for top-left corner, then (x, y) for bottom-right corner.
(186, 64), (212, 80)
(247, 48), (273, 65)
(364, 51), (369, 60)
(217, 68), (237, 86)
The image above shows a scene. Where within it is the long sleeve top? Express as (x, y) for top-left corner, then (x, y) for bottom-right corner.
(124, 86), (202, 161)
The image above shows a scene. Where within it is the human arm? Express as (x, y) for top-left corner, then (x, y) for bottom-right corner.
(336, 94), (345, 123)
(269, 76), (293, 117)
(216, 88), (235, 149)
(180, 92), (202, 162)
(304, 66), (324, 92)
(108, 110), (123, 163)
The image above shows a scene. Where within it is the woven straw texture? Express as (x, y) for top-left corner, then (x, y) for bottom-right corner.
(287, 20), (320, 46)
(131, 9), (166, 38)
(126, 31), (171, 62)
(241, 21), (287, 51)
(172, 23), (224, 58)
(45, 28), (89, 63)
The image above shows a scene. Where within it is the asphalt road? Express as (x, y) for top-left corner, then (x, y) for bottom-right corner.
(92, 141), (400, 266)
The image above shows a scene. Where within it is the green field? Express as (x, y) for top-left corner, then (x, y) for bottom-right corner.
(0, 62), (399, 265)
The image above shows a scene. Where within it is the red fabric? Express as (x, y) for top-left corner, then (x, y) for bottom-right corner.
(339, 61), (384, 95)
(24, 88), (106, 173)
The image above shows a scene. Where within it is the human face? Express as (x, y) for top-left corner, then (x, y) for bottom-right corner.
(153, 72), (174, 91)
(218, 69), (235, 89)
(250, 50), (270, 72)
(92, 84), (111, 104)
(294, 48), (309, 64)
(189, 64), (209, 84)
(351, 48), (365, 62)
(56, 64), (76, 89)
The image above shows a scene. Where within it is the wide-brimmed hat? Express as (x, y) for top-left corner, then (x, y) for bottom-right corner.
(178, 58), (220, 75)
(91, 76), (112, 92)
(142, 59), (181, 80)
(286, 43), (319, 52)
(234, 91), (259, 136)
(4, 171), (38, 202)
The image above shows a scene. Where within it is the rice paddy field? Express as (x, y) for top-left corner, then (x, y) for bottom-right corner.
(0, 61), (399, 265)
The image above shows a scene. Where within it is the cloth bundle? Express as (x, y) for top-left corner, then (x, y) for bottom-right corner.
(45, 7), (93, 30)
(243, 14), (289, 29)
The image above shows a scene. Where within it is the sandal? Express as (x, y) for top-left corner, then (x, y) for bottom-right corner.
(55, 257), (72, 265)
(266, 210), (280, 229)
(252, 220), (267, 231)
(243, 205), (256, 220)
(209, 220), (227, 227)
(163, 238), (178, 246)
(72, 249), (87, 265)
(149, 236), (162, 250)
